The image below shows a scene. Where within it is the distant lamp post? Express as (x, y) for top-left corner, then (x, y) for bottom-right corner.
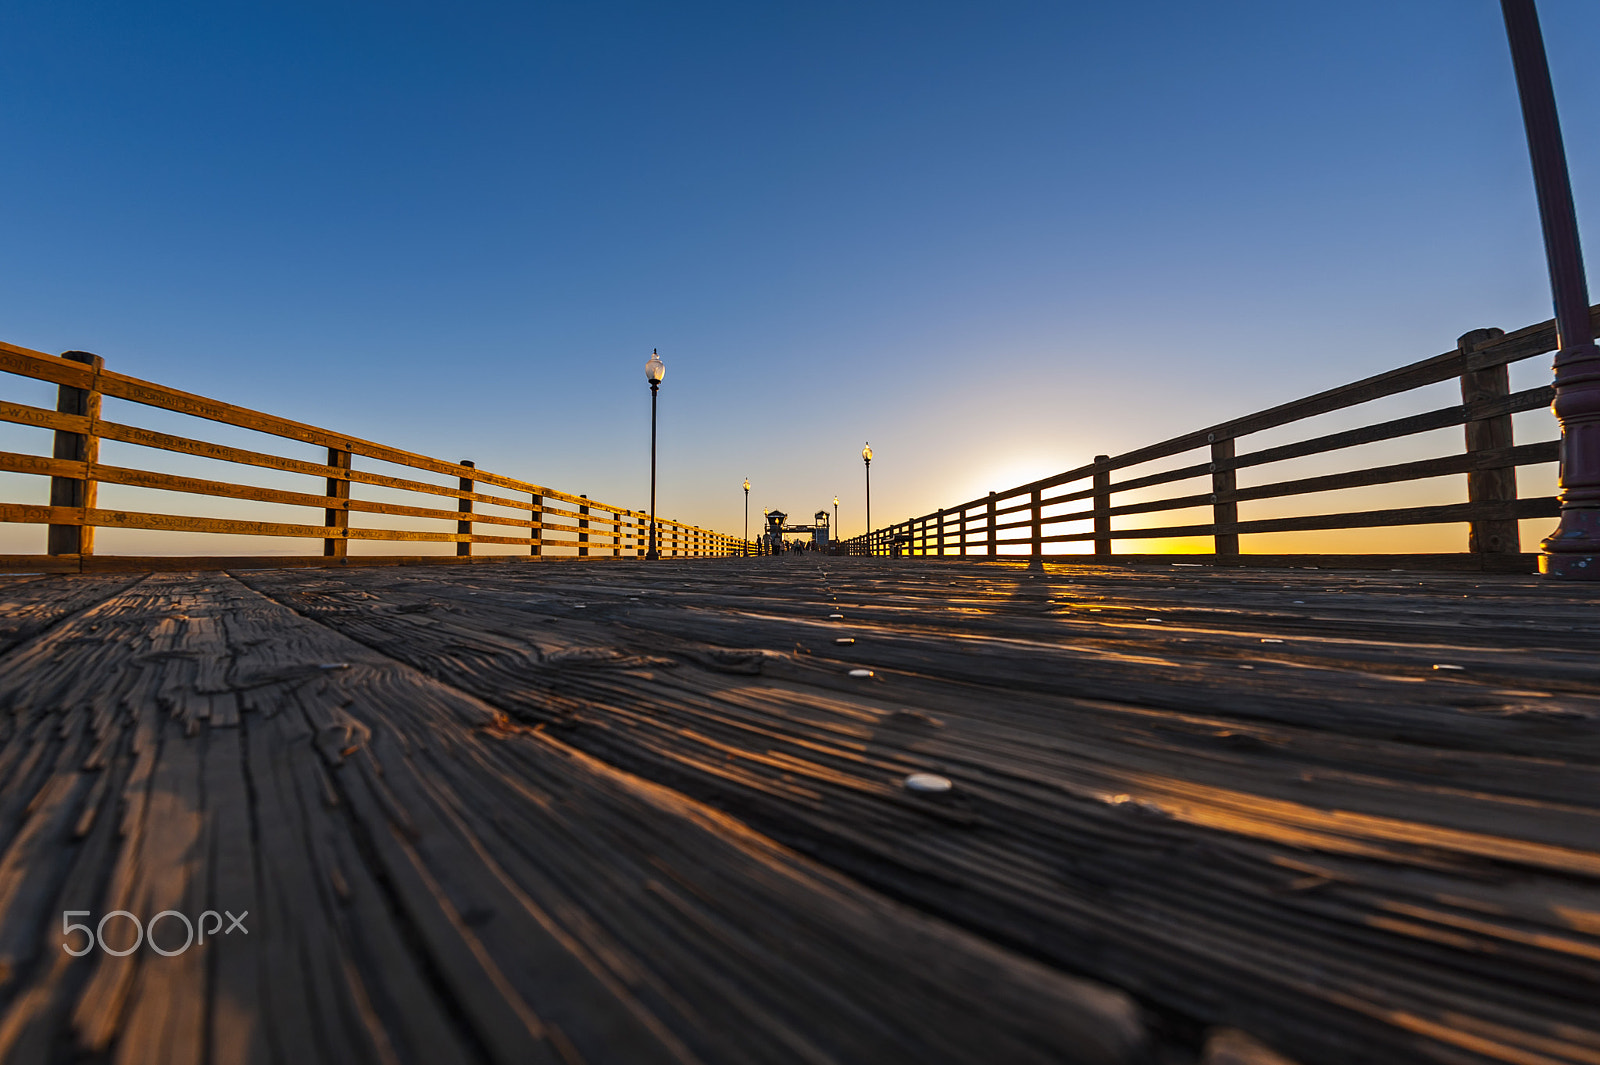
(862, 443), (873, 554)
(1501, 0), (1600, 578)
(645, 349), (666, 560)
(833, 495), (839, 539)
(743, 478), (751, 555)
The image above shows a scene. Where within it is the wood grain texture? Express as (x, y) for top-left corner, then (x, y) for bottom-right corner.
(231, 556), (1600, 1065)
(0, 563), (1153, 1065)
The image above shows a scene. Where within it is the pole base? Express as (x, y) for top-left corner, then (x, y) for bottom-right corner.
(1541, 552), (1598, 577)
(1539, 507), (1600, 578)
(1027, 554), (1044, 571)
(645, 551), (659, 561)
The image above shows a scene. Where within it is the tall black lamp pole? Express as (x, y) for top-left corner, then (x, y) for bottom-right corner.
(862, 443), (873, 554)
(743, 478), (751, 555)
(1502, 0), (1600, 578)
(645, 349), (665, 560)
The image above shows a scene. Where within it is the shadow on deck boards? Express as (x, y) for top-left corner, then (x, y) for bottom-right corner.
(0, 556), (1595, 1065)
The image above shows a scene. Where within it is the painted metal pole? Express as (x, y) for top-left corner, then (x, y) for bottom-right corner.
(647, 381), (659, 560)
(1502, 0), (1600, 578)
(743, 480), (750, 555)
(865, 461), (872, 551)
(862, 442), (874, 552)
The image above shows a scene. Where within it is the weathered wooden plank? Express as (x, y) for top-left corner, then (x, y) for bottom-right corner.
(974, 386), (1560, 522)
(237, 558), (1600, 1065)
(1003, 552), (1539, 573)
(0, 344), (95, 390)
(89, 366), (660, 516)
(13, 422), (730, 550)
(0, 559), (83, 578)
(0, 504), (555, 545)
(0, 567), (1150, 1064)
(19, 554), (698, 574)
(0, 575), (140, 656)
(0, 457), (545, 531)
(1040, 441), (1561, 527)
(0, 453), (84, 479)
(0, 402), (91, 436)
(1035, 497), (1559, 544)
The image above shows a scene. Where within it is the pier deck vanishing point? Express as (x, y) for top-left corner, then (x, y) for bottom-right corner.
(0, 555), (1595, 1065)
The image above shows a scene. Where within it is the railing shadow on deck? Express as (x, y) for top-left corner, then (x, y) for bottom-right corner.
(840, 307), (1600, 573)
(0, 344), (753, 572)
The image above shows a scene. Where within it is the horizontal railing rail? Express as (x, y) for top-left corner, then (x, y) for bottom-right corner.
(0, 342), (751, 572)
(840, 307), (1600, 571)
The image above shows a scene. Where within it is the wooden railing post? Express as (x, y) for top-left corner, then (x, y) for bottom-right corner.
(936, 509), (946, 556)
(1210, 435), (1239, 556)
(1093, 455), (1111, 557)
(987, 492), (997, 556)
(531, 493), (543, 556)
(613, 508), (622, 556)
(578, 494), (589, 556)
(1029, 488), (1043, 567)
(46, 351), (103, 558)
(457, 460), (474, 557)
(324, 447), (351, 558)
(1459, 328), (1519, 554)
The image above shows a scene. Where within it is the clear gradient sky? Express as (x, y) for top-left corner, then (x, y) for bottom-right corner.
(1, 1), (1596, 550)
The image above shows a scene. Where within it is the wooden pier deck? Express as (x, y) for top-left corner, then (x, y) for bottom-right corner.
(0, 556), (1596, 1065)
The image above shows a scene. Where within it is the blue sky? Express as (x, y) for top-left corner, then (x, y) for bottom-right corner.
(1, 1), (1595, 550)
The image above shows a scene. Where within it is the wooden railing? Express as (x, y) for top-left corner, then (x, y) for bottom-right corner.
(841, 307), (1600, 572)
(0, 342), (751, 572)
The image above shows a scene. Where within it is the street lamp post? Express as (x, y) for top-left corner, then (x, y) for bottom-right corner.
(1501, 0), (1600, 578)
(645, 349), (665, 560)
(862, 443), (873, 555)
(743, 478), (751, 555)
(833, 496), (839, 543)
